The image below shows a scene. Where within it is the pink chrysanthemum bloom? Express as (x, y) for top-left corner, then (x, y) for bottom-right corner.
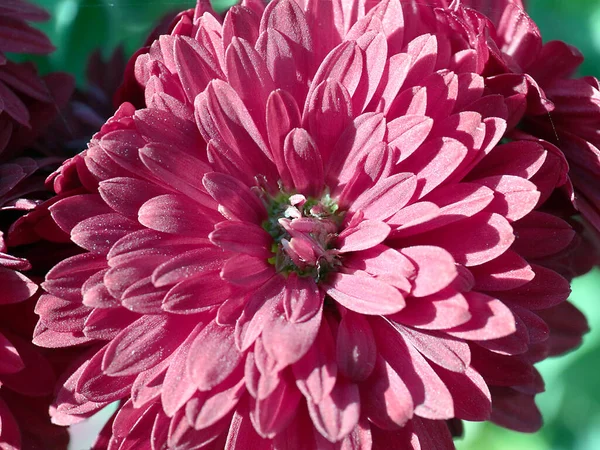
(36, 0), (590, 448)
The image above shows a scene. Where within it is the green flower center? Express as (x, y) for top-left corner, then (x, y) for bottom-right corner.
(262, 189), (344, 282)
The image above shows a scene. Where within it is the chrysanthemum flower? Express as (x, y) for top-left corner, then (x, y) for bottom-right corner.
(36, 0), (589, 448)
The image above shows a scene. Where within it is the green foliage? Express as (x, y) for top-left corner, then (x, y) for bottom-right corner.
(528, 0), (600, 77)
(19, 0), (236, 84)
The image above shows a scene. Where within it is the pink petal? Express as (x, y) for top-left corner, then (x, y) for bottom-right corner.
(396, 326), (470, 373)
(262, 296), (322, 370)
(217, 292), (248, 326)
(134, 107), (201, 153)
(470, 250), (534, 291)
(421, 182), (495, 229)
(162, 270), (230, 313)
(336, 311), (377, 382)
(50, 194), (112, 234)
(411, 416), (455, 450)
(259, 0), (312, 51)
(327, 112), (386, 185)
(403, 34), (438, 88)
(343, 245), (414, 292)
(372, 53), (411, 114)
(262, 281), (322, 368)
(283, 273), (323, 323)
(161, 322), (205, 417)
(71, 213), (140, 254)
(121, 277), (169, 314)
(348, 173), (417, 221)
(338, 220), (390, 253)
(265, 89), (301, 185)
(388, 201), (440, 236)
(501, 264), (570, 310)
(251, 373), (302, 438)
(353, 31), (388, 113)
(186, 372), (245, 430)
(138, 194), (215, 236)
(194, 80), (274, 177)
(512, 305), (549, 345)
(174, 36), (224, 103)
(390, 185), (494, 238)
(477, 310), (530, 356)
(98, 177), (166, 219)
(411, 212), (515, 267)
(110, 400), (160, 447)
(0, 332), (54, 396)
(401, 246), (457, 297)
(225, 36), (275, 125)
(256, 27), (309, 107)
(223, 5), (260, 49)
(399, 137), (468, 198)
(82, 307), (138, 340)
(283, 128), (324, 197)
(168, 408), (232, 449)
(225, 404), (272, 449)
(0, 333), (23, 374)
(52, 351), (110, 424)
(221, 254), (274, 288)
(434, 366), (491, 421)
(470, 140), (546, 180)
(305, 80), (353, 168)
(138, 143), (215, 207)
(33, 322), (94, 349)
(447, 292), (517, 341)
(362, 355), (413, 429)
(470, 346), (534, 387)
(207, 139), (258, 187)
(152, 246), (226, 287)
(511, 211), (575, 259)
(307, 377), (360, 443)
(102, 315), (190, 376)
(203, 172), (266, 223)
(490, 387), (542, 433)
(107, 228), (191, 261)
(477, 175), (540, 222)
(391, 289), (472, 331)
(0, 79), (29, 125)
(130, 356), (171, 408)
(235, 276), (286, 351)
(42, 251), (105, 300)
(34, 294), (89, 334)
(0, 267), (37, 304)
(187, 320), (242, 391)
(77, 346), (136, 403)
(310, 41), (363, 104)
(209, 220), (272, 258)
(372, 318), (454, 420)
(388, 115), (434, 163)
(325, 271), (405, 315)
(0, 397), (20, 449)
(292, 319), (337, 404)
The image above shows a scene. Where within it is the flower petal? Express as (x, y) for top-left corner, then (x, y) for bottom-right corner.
(325, 271), (405, 315)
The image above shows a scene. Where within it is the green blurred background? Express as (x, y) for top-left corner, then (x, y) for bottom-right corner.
(21, 1), (600, 449)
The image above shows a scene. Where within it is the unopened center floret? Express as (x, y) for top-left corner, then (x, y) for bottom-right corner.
(262, 190), (343, 282)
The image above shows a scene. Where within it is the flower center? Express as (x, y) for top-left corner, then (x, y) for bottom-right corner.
(262, 189), (343, 282)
